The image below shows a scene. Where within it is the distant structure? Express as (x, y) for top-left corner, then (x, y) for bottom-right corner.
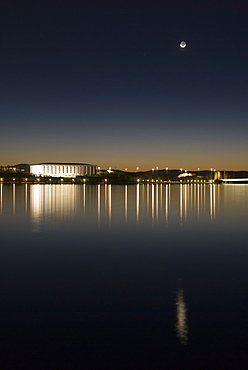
(178, 172), (193, 178)
(214, 171), (221, 180)
(30, 163), (98, 177)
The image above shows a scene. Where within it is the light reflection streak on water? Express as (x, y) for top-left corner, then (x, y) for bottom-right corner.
(136, 184), (139, 224)
(0, 184), (2, 215)
(197, 184), (200, 218)
(125, 185), (128, 223)
(210, 184), (213, 222)
(209, 184), (216, 222)
(146, 184), (150, 218)
(175, 287), (188, 345)
(108, 185), (112, 226)
(72, 184), (75, 214)
(30, 184), (42, 232)
(184, 185), (187, 223)
(180, 184), (183, 225)
(160, 184), (163, 220)
(151, 185), (155, 224)
(203, 184), (206, 212)
(83, 184), (86, 216)
(98, 184), (101, 225)
(104, 184), (108, 218)
(213, 184), (216, 219)
(25, 183), (28, 213)
(165, 184), (169, 225)
(12, 184), (16, 214)
(156, 185), (159, 223)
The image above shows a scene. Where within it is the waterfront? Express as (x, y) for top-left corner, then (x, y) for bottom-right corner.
(1, 184), (248, 368)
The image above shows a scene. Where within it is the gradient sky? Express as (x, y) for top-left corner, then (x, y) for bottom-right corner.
(1, 1), (248, 170)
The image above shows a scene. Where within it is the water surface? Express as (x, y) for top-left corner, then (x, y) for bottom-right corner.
(1, 184), (248, 368)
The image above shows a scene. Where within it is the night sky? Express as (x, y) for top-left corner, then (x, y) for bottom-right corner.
(1, 1), (248, 170)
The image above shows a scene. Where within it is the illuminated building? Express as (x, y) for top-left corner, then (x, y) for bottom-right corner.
(178, 172), (193, 178)
(30, 163), (97, 177)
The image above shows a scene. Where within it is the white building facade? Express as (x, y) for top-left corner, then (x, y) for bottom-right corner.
(30, 163), (98, 177)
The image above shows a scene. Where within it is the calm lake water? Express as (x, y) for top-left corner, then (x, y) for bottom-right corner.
(1, 183), (248, 369)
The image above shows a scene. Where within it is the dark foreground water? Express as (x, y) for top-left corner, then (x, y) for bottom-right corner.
(1, 183), (248, 369)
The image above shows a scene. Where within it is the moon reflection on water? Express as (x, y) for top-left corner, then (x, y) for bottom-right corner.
(175, 287), (188, 345)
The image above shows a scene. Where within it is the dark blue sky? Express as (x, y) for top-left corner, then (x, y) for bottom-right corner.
(1, 1), (248, 170)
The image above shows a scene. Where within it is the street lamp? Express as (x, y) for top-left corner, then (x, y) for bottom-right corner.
(166, 167), (168, 175)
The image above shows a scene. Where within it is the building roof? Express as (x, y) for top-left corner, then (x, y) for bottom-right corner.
(31, 163), (95, 166)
